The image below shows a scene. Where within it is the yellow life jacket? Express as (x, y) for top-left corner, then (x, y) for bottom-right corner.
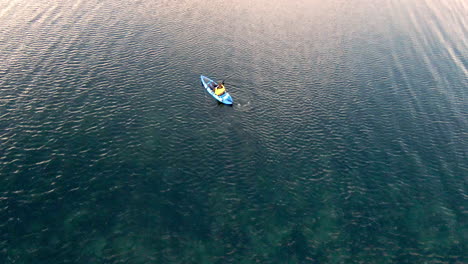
(215, 85), (225, 95)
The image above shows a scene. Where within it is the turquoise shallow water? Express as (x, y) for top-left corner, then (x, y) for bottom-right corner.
(1, 0), (467, 263)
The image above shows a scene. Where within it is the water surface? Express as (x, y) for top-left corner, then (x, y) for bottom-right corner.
(1, 0), (467, 263)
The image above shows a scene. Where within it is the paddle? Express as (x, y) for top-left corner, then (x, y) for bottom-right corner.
(220, 73), (235, 85)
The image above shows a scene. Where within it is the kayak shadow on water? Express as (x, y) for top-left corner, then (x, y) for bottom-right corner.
(216, 101), (233, 107)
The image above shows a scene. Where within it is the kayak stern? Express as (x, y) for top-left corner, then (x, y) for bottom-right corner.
(222, 94), (233, 105)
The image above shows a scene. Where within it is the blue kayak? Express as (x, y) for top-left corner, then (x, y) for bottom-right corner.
(200, 75), (233, 105)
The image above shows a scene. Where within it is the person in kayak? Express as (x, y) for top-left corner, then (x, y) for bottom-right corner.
(214, 83), (225, 95)
(210, 82), (219, 90)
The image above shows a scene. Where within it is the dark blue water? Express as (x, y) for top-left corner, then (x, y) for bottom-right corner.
(1, 0), (467, 263)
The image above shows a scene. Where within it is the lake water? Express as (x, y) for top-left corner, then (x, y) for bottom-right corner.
(1, 0), (467, 263)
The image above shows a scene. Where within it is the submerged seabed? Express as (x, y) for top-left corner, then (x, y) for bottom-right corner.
(0, 0), (466, 263)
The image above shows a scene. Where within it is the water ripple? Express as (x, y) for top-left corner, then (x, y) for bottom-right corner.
(1, 0), (466, 263)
